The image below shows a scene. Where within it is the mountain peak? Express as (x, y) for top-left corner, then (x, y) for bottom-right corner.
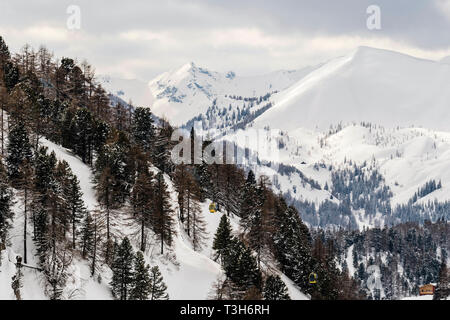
(351, 46), (404, 59)
(177, 61), (198, 74)
(351, 46), (437, 64)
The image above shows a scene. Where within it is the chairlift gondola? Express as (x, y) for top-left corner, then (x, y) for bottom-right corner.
(209, 202), (217, 213)
(309, 272), (318, 284)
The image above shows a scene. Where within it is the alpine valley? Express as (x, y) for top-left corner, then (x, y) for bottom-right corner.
(103, 46), (450, 231)
(0, 36), (448, 302)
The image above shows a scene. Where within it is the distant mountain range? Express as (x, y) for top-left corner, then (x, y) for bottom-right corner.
(101, 46), (450, 230)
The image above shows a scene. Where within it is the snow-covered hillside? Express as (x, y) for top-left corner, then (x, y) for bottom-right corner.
(99, 46), (450, 230)
(148, 62), (315, 126)
(1, 137), (307, 300)
(222, 123), (450, 229)
(102, 47), (450, 132)
(253, 46), (450, 131)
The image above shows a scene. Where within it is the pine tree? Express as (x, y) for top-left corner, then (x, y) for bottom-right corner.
(95, 135), (130, 205)
(184, 173), (206, 251)
(72, 108), (94, 164)
(212, 214), (233, 264)
(55, 160), (86, 248)
(0, 36), (19, 91)
(153, 172), (175, 255)
(263, 275), (291, 300)
(31, 147), (58, 263)
(239, 170), (257, 222)
(132, 107), (155, 152)
(39, 170), (73, 300)
(81, 212), (95, 259)
(242, 176), (274, 270)
(149, 265), (169, 300)
(195, 160), (213, 202)
(110, 237), (135, 300)
(130, 251), (151, 300)
(61, 107), (75, 149)
(67, 173), (86, 249)
(0, 36), (11, 68)
(218, 165), (244, 216)
(92, 119), (110, 154)
(6, 122), (32, 182)
(223, 237), (262, 297)
(272, 196), (314, 293)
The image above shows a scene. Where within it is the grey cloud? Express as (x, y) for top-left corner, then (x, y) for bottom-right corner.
(1, 0), (450, 80)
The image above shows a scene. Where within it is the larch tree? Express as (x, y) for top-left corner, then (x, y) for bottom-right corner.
(222, 237), (262, 298)
(96, 167), (118, 259)
(173, 164), (187, 224)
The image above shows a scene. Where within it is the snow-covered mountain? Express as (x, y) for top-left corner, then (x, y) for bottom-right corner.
(100, 46), (450, 230)
(253, 46), (450, 131)
(0, 136), (307, 300)
(104, 46), (450, 132)
(148, 62), (315, 126)
(223, 124), (450, 229)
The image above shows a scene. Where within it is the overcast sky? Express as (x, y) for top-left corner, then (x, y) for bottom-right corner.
(1, 0), (450, 80)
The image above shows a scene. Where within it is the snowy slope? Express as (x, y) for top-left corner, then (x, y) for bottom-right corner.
(0, 190), (47, 300)
(253, 46), (450, 131)
(148, 62), (315, 126)
(1, 135), (307, 300)
(40, 139), (226, 299)
(97, 46), (450, 230)
(101, 47), (450, 131)
(99, 75), (154, 108)
(222, 123), (450, 229)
